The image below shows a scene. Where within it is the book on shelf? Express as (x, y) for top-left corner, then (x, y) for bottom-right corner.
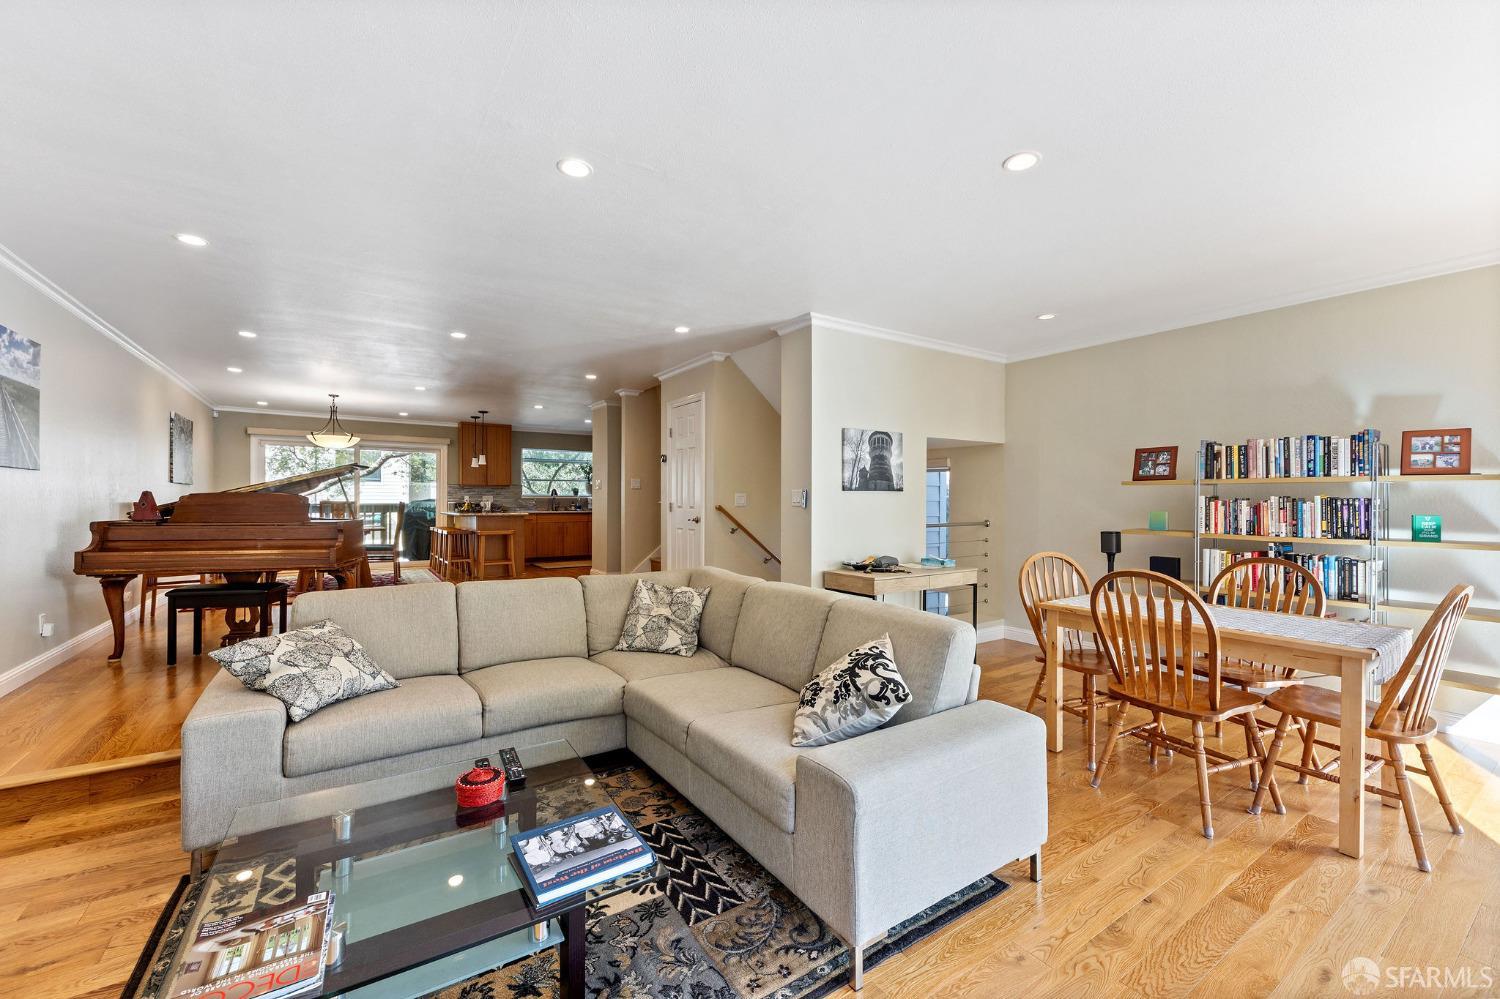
(1199, 547), (1380, 603)
(512, 805), (655, 908)
(1197, 494), (1371, 540)
(167, 891), (334, 999)
(1197, 430), (1386, 479)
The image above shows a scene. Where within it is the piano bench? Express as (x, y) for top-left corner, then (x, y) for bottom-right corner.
(166, 582), (290, 665)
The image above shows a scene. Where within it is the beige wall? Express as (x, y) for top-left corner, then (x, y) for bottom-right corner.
(794, 320), (1007, 599)
(658, 360), (780, 579)
(780, 330), (814, 584)
(0, 262), (215, 690)
(590, 401), (622, 572)
(619, 387), (661, 571)
(929, 443), (1004, 631)
(1001, 265), (1500, 702)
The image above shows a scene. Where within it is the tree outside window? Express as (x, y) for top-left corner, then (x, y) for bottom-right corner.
(522, 448), (592, 496)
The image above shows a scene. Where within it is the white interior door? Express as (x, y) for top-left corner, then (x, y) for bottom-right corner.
(667, 395), (705, 570)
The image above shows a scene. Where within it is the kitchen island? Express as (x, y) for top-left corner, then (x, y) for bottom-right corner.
(437, 510), (528, 579)
(436, 508), (592, 578)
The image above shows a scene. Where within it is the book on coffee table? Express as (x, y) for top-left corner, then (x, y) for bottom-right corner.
(512, 805), (654, 907)
(167, 891), (334, 999)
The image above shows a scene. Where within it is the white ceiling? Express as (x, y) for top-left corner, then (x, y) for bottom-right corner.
(1, 2), (1496, 430)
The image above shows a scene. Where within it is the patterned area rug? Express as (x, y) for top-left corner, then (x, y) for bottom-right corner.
(125, 752), (1006, 999)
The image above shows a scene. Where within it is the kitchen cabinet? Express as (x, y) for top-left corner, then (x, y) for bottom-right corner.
(524, 512), (592, 559)
(458, 421), (512, 487)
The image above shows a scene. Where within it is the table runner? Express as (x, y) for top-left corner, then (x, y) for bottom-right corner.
(1047, 593), (1413, 683)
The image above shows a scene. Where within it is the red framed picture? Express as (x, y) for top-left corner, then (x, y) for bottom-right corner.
(1400, 428), (1471, 476)
(1132, 446), (1179, 481)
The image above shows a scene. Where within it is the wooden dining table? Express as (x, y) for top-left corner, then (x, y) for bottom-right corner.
(1039, 593), (1412, 860)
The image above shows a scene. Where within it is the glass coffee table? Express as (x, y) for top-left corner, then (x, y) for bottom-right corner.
(201, 740), (656, 998)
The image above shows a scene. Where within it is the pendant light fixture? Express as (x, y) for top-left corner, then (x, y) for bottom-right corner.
(307, 394), (360, 449)
(470, 410), (489, 467)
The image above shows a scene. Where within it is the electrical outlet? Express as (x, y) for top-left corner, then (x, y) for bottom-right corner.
(38, 613), (55, 638)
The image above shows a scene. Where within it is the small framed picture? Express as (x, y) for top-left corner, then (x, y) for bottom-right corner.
(1132, 445), (1179, 481)
(1401, 428), (1471, 475)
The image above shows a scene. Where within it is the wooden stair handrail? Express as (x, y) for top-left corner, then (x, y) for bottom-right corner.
(713, 505), (781, 564)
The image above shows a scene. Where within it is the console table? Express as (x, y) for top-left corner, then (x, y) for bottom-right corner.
(822, 564), (981, 628)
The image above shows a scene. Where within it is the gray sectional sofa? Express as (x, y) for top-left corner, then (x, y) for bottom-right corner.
(181, 567), (1046, 986)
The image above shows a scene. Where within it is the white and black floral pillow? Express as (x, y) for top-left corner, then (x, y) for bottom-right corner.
(614, 580), (711, 657)
(210, 620), (398, 722)
(792, 633), (911, 748)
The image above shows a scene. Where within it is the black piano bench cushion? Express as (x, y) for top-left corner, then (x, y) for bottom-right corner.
(210, 620), (399, 722)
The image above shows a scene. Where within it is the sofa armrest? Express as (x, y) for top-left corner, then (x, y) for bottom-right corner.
(793, 700), (1047, 946)
(180, 671), (288, 851)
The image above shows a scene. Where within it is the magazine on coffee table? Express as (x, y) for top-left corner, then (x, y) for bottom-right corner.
(167, 890), (334, 999)
(512, 805), (654, 907)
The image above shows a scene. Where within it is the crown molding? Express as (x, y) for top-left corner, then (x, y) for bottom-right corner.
(653, 352), (730, 381)
(516, 424), (593, 436)
(589, 398), (620, 410)
(215, 405), (458, 428)
(615, 388), (642, 397)
(773, 312), (1008, 363)
(0, 241), (215, 407)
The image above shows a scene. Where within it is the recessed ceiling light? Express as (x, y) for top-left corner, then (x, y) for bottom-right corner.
(674, 326), (691, 334)
(447, 874), (464, 888)
(1036, 313), (1056, 320)
(255, 400), (268, 406)
(1001, 151), (1042, 172)
(584, 373), (598, 380)
(449, 331), (467, 339)
(226, 366), (243, 373)
(398, 411), (409, 416)
(414, 385), (426, 391)
(556, 157), (593, 178)
(174, 233), (208, 247)
(533, 404), (544, 409)
(585, 418), (592, 424)
(238, 330), (257, 338)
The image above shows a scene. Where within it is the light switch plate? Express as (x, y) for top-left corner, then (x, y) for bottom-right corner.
(734, 493), (747, 507)
(629, 478), (641, 489)
(790, 489), (808, 508)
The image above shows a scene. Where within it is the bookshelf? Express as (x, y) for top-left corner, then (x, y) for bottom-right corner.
(1120, 435), (1499, 630)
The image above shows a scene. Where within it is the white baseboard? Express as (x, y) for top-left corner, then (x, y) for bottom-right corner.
(0, 603), (141, 700)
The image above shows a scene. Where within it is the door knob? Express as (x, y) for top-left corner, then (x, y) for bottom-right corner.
(689, 516), (701, 523)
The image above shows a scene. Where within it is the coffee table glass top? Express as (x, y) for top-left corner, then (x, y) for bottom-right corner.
(204, 740), (656, 997)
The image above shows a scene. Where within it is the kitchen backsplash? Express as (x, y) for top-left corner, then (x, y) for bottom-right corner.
(443, 483), (589, 511)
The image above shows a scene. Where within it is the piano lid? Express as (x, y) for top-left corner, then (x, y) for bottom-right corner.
(218, 462), (369, 497)
(157, 462), (368, 520)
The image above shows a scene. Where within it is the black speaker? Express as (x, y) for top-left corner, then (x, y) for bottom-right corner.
(1100, 530), (1122, 556)
(1149, 555), (1182, 580)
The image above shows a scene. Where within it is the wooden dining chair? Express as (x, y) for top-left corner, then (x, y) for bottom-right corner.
(1090, 570), (1283, 838)
(364, 502), (406, 581)
(1199, 556), (1327, 782)
(1250, 584), (1472, 871)
(1019, 552), (1115, 771)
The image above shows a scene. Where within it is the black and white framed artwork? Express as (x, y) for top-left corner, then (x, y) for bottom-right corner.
(842, 428), (903, 491)
(169, 411), (194, 484)
(0, 325), (41, 470)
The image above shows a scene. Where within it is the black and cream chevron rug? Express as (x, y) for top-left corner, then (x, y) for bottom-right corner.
(125, 752), (1006, 999)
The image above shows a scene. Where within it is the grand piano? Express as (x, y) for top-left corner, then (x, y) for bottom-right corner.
(74, 464), (372, 662)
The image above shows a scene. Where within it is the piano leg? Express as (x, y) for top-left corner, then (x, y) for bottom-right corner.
(100, 575), (135, 662)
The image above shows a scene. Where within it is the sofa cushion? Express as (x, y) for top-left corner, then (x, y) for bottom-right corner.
(580, 571), (692, 655)
(729, 583), (843, 689)
(463, 657), (625, 736)
(592, 647), (726, 683)
(457, 578), (587, 671)
(290, 581), (459, 679)
(624, 667), (798, 754)
(282, 675), (481, 777)
(814, 599), (975, 726)
(688, 567), (761, 661)
(687, 702), (803, 833)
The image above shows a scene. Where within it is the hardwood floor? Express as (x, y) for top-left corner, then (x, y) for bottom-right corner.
(1, 630), (1496, 998)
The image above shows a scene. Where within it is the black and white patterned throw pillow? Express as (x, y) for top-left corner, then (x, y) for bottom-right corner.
(614, 580), (710, 657)
(210, 620), (398, 722)
(792, 633), (910, 747)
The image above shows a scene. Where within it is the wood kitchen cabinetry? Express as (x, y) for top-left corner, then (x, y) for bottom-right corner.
(525, 512), (592, 559)
(457, 421), (512, 487)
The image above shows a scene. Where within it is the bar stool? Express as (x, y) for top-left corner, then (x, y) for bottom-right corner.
(446, 529), (476, 582)
(477, 529), (519, 579)
(429, 526), (449, 575)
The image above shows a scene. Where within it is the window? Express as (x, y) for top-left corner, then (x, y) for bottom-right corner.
(522, 448), (592, 497)
(924, 466), (951, 615)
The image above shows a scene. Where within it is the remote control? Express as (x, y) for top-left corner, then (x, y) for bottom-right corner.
(499, 747), (526, 790)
